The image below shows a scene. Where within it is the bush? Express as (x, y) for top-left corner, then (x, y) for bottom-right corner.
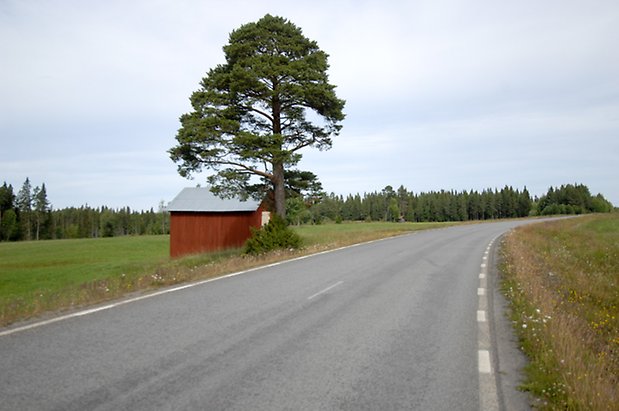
(243, 214), (302, 255)
(541, 204), (561, 216)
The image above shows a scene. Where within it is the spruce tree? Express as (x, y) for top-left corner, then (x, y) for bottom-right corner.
(16, 178), (33, 240)
(33, 183), (50, 240)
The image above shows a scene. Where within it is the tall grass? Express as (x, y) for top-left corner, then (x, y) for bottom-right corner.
(501, 214), (618, 410)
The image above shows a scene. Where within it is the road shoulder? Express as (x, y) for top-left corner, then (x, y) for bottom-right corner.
(489, 235), (533, 410)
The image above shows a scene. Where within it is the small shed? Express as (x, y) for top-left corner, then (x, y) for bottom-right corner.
(167, 187), (269, 258)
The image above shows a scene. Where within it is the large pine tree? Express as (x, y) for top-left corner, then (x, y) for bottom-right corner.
(169, 14), (345, 217)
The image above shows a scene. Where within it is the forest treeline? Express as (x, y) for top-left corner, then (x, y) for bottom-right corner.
(0, 179), (613, 242)
(288, 183), (614, 225)
(0, 179), (168, 241)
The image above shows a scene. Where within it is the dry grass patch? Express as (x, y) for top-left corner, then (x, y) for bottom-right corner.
(501, 214), (618, 410)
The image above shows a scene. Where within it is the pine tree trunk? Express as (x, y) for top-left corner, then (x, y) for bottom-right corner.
(271, 88), (286, 219)
(273, 162), (286, 218)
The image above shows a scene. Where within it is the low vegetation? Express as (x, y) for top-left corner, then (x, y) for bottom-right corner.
(244, 215), (302, 255)
(501, 214), (618, 410)
(0, 221), (456, 327)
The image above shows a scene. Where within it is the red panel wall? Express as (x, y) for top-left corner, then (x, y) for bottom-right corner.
(170, 210), (262, 258)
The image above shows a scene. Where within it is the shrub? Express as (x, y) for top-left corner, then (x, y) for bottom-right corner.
(243, 214), (302, 255)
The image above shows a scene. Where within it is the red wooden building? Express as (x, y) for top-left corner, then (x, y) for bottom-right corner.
(167, 187), (269, 258)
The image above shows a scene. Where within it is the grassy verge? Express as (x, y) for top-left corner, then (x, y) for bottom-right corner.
(295, 221), (458, 248)
(500, 214), (618, 410)
(0, 221), (457, 327)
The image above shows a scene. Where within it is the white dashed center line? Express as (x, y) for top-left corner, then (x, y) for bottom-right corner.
(307, 281), (344, 300)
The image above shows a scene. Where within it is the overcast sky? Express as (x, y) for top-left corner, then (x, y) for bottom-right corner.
(1, 0), (618, 210)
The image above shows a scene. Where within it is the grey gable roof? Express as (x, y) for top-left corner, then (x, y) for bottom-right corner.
(167, 187), (260, 212)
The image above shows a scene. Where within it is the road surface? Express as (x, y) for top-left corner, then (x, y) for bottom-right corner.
(0, 221), (535, 410)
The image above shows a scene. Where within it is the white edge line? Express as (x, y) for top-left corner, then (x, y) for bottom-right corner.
(478, 350), (492, 374)
(1, 233), (405, 337)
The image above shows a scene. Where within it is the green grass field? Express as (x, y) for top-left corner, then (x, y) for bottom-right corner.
(0, 236), (169, 299)
(0, 221), (455, 327)
(0, 236), (172, 326)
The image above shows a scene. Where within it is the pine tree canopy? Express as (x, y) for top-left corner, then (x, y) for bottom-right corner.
(169, 14), (345, 217)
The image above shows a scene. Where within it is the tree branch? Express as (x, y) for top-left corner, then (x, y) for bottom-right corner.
(213, 158), (274, 181)
(246, 106), (274, 123)
(289, 137), (316, 153)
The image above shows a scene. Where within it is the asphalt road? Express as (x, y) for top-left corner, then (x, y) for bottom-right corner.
(0, 221), (536, 410)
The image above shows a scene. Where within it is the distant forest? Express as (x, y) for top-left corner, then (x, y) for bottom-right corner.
(0, 179), (614, 242)
(297, 183), (614, 226)
(0, 179), (168, 241)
